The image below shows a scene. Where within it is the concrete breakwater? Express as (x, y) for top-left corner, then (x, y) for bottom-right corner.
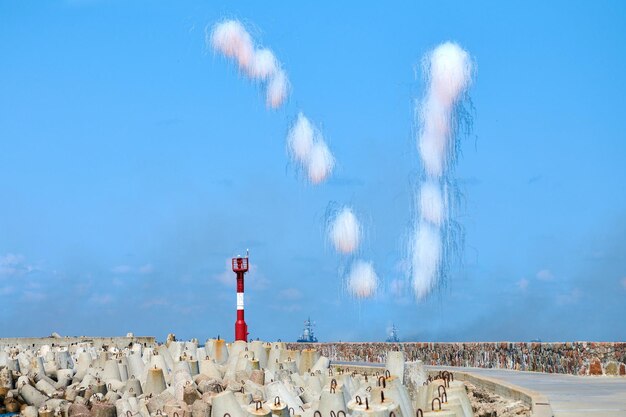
(0, 337), (156, 350)
(286, 342), (626, 376)
(0, 336), (483, 417)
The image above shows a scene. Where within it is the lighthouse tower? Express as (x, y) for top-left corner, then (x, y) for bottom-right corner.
(232, 255), (249, 341)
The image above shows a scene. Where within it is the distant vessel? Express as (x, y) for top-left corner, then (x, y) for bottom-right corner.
(386, 324), (400, 342)
(297, 317), (318, 343)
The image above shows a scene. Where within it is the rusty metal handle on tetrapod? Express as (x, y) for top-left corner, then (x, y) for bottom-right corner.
(384, 370), (390, 379)
(337, 412), (345, 417)
(289, 408), (294, 416)
(437, 385), (446, 397)
(355, 396), (362, 406)
(255, 401), (263, 411)
(378, 376), (386, 388)
(440, 392), (448, 404)
(416, 410), (423, 417)
(431, 397), (441, 412)
(329, 411), (336, 417)
(274, 396), (281, 406)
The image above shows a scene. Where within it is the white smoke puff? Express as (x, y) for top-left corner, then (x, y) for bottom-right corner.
(248, 48), (278, 80)
(419, 181), (445, 227)
(346, 260), (379, 299)
(329, 207), (362, 254)
(287, 112), (315, 163)
(307, 140), (334, 184)
(210, 20), (255, 71)
(266, 69), (290, 109)
(411, 221), (442, 300)
(426, 42), (473, 107)
(418, 96), (451, 177)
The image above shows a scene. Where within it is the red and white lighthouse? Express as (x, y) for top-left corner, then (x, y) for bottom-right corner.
(232, 255), (249, 341)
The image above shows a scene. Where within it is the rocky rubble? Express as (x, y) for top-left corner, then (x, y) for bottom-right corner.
(465, 383), (530, 417)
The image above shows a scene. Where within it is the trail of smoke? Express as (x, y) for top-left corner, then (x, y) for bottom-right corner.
(418, 180), (445, 227)
(287, 112), (315, 163)
(209, 20), (254, 72)
(286, 112), (335, 184)
(410, 41), (473, 300)
(346, 260), (379, 299)
(209, 19), (290, 109)
(307, 141), (334, 184)
(266, 69), (290, 109)
(248, 48), (278, 80)
(328, 206), (362, 255)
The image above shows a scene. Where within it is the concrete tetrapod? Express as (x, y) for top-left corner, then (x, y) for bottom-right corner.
(247, 401), (272, 417)
(384, 377), (414, 417)
(267, 396), (290, 417)
(211, 390), (246, 417)
(385, 352), (405, 384)
(145, 367), (167, 396)
(265, 380), (304, 412)
(318, 387), (347, 417)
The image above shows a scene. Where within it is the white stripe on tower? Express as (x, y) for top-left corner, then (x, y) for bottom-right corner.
(237, 292), (244, 310)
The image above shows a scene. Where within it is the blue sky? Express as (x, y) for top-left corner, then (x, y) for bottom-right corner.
(1, 0), (625, 342)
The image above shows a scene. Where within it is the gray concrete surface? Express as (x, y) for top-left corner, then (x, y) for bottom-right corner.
(429, 365), (626, 417)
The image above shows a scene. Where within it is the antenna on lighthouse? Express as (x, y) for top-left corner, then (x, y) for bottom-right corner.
(232, 253), (250, 342)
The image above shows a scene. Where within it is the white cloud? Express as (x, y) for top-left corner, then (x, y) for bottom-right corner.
(279, 288), (302, 300)
(536, 269), (554, 281)
(138, 264), (154, 274)
(213, 258), (270, 290)
(517, 278), (529, 291)
(389, 278), (408, 297)
(0, 286), (15, 296)
(22, 291), (46, 302)
(111, 263), (154, 275)
(88, 294), (113, 305)
(112, 265), (133, 274)
(270, 304), (301, 313)
(0, 253), (38, 277)
(141, 297), (169, 309)
(556, 288), (582, 305)
(214, 259), (236, 288)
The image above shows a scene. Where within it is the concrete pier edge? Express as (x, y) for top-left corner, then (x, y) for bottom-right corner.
(428, 368), (554, 417)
